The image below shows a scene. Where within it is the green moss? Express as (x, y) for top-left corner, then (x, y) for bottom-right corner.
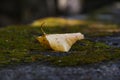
(0, 25), (120, 67)
(45, 40), (120, 66)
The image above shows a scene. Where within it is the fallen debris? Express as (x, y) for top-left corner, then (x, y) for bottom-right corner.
(37, 32), (84, 52)
(36, 22), (84, 52)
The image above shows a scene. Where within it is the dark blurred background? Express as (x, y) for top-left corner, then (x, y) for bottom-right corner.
(0, 0), (120, 27)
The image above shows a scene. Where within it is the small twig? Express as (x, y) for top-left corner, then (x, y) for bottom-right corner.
(41, 22), (46, 35)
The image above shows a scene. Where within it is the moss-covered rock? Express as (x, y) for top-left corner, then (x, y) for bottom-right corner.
(0, 25), (120, 67)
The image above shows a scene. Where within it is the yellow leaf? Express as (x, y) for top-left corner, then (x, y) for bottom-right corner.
(37, 33), (84, 52)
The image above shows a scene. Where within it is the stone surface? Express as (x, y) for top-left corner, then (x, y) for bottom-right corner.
(0, 61), (120, 80)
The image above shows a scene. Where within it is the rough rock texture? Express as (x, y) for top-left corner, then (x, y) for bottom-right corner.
(0, 61), (120, 80)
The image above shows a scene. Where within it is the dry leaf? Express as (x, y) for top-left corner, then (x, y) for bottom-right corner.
(31, 17), (85, 27)
(37, 33), (84, 52)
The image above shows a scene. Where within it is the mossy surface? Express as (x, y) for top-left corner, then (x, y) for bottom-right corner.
(0, 25), (120, 67)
